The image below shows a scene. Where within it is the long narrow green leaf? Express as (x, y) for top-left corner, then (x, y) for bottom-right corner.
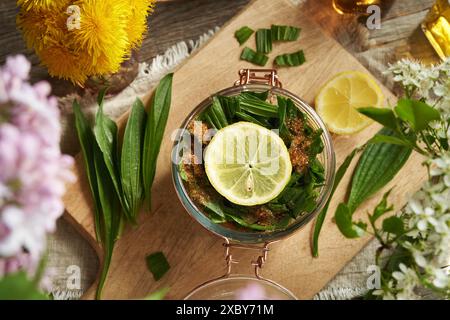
(225, 213), (275, 231)
(94, 103), (129, 216)
(217, 95), (240, 122)
(277, 96), (290, 141)
(121, 99), (147, 220)
(210, 96), (229, 129)
(73, 100), (102, 242)
(312, 146), (364, 257)
(242, 91), (269, 101)
(143, 73), (174, 208)
(93, 146), (121, 300)
(234, 111), (268, 127)
(238, 95), (278, 117)
(97, 87), (108, 107)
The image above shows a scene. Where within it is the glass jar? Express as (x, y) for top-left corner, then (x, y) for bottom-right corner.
(171, 69), (336, 299)
(185, 275), (297, 300)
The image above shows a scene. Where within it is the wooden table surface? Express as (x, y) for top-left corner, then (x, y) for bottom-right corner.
(0, 0), (441, 298)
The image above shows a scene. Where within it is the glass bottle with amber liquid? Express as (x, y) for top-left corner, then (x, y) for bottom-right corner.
(332, 0), (381, 15)
(422, 0), (450, 60)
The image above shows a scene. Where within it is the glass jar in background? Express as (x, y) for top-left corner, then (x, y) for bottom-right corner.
(332, 0), (381, 15)
(422, 0), (450, 60)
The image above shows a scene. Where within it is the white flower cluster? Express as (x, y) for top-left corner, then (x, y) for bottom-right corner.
(374, 153), (450, 299)
(385, 59), (439, 101)
(372, 59), (450, 300)
(386, 58), (450, 142)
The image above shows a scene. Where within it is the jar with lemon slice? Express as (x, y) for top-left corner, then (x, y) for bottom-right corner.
(172, 69), (335, 244)
(172, 69), (336, 299)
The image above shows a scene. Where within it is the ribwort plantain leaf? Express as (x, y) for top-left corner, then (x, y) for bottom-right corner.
(143, 73), (174, 208)
(73, 100), (103, 242)
(347, 128), (412, 212)
(121, 99), (147, 221)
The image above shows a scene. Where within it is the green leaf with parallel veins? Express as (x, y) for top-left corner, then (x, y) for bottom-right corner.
(347, 128), (412, 213)
(238, 94), (278, 117)
(93, 147), (121, 300)
(143, 73), (174, 208)
(274, 50), (306, 67)
(234, 111), (268, 127)
(218, 95), (240, 122)
(240, 47), (269, 66)
(235, 26), (254, 45)
(256, 28), (272, 53)
(394, 99), (440, 131)
(271, 25), (301, 41)
(121, 99), (147, 220)
(94, 102), (129, 216)
(277, 95), (290, 142)
(242, 91), (269, 101)
(225, 213), (275, 231)
(73, 100), (103, 242)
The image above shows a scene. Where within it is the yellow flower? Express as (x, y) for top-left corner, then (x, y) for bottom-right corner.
(39, 44), (91, 85)
(17, 0), (70, 11)
(71, 0), (130, 75)
(16, 5), (66, 51)
(16, 0), (154, 85)
(125, 0), (156, 48)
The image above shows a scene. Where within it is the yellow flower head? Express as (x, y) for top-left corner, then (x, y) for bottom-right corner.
(17, 0), (70, 11)
(16, 0), (154, 85)
(125, 0), (156, 48)
(39, 44), (91, 85)
(16, 4), (67, 51)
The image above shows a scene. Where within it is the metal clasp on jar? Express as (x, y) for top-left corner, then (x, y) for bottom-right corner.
(234, 69), (283, 88)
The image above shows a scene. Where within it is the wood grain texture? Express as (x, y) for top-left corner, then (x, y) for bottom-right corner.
(63, 0), (427, 299)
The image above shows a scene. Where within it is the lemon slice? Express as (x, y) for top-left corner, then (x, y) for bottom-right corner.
(315, 71), (385, 134)
(204, 122), (292, 206)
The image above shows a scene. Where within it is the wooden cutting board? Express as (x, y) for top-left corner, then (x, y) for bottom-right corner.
(63, 0), (427, 299)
